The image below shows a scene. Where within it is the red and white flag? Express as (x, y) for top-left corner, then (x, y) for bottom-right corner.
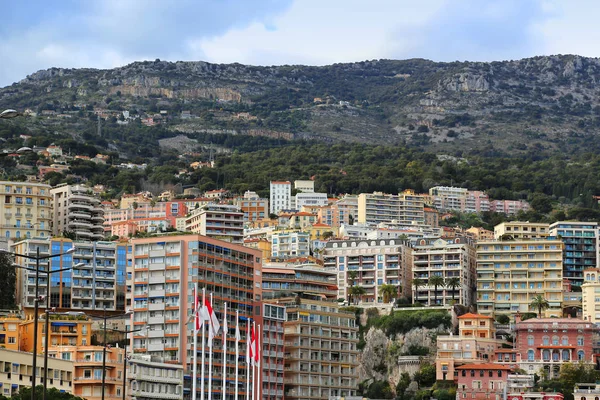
(250, 322), (258, 367)
(201, 294), (220, 336)
(193, 284), (202, 332)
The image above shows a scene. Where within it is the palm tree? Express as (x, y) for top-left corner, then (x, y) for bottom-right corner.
(530, 294), (550, 318)
(428, 275), (445, 305)
(347, 270), (358, 286)
(379, 284), (397, 304)
(446, 277), (461, 302)
(412, 277), (424, 304)
(349, 286), (366, 305)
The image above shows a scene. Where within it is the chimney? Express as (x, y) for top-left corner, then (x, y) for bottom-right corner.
(515, 312), (522, 324)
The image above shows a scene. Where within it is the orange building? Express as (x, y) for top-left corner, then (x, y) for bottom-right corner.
(0, 316), (22, 351)
(20, 314), (93, 354)
(111, 220), (139, 238)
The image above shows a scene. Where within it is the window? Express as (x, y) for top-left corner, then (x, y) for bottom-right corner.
(527, 336), (534, 346)
(527, 350), (534, 361)
(578, 336), (584, 346)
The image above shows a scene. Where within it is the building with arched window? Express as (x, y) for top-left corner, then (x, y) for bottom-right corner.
(514, 315), (596, 379)
(582, 267), (600, 323)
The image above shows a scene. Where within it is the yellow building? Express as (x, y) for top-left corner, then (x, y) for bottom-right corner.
(0, 316), (22, 351)
(243, 238), (272, 260)
(465, 226), (494, 241)
(494, 221), (550, 239)
(0, 180), (52, 239)
(20, 314), (92, 354)
(582, 268), (600, 323)
(309, 222), (336, 241)
(476, 237), (564, 318)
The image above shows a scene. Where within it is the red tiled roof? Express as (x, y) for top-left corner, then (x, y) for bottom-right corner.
(458, 313), (493, 319)
(455, 363), (511, 371)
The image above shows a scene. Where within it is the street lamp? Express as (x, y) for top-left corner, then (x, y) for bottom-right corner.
(0, 109), (21, 119)
(87, 309), (133, 400)
(1, 246), (76, 400)
(42, 309), (85, 400)
(112, 327), (143, 400)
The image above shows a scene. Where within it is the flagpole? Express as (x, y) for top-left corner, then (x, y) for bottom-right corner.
(222, 302), (227, 400)
(192, 283), (199, 400)
(246, 320), (251, 400)
(208, 293), (214, 400)
(256, 324), (261, 400)
(251, 321), (256, 400)
(235, 310), (240, 400)
(200, 288), (207, 400)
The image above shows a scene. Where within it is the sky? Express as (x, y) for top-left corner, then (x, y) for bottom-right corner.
(1, 0), (599, 87)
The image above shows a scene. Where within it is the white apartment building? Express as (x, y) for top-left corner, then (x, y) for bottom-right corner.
(295, 192), (328, 209)
(294, 180), (314, 193)
(185, 204), (244, 243)
(429, 186), (491, 213)
(51, 184), (105, 241)
(127, 354), (184, 400)
(411, 237), (477, 306)
(357, 191), (425, 226)
(271, 231), (310, 259)
(270, 181), (291, 215)
(322, 239), (412, 303)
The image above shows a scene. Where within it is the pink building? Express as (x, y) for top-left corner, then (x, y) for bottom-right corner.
(111, 220), (138, 238)
(490, 199), (531, 215)
(515, 315), (596, 379)
(456, 363), (511, 400)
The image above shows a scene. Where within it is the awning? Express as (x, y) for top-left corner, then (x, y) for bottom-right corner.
(51, 322), (76, 327)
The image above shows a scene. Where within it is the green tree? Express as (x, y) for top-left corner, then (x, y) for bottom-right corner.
(445, 277), (461, 302)
(0, 252), (15, 309)
(349, 285), (366, 305)
(379, 283), (398, 304)
(412, 277), (424, 304)
(428, 275), (445, 305)
(414, 364), (436, 387)
(11, 386), (84, 400)
(365, 380), (394, 399)
(530, 294), (550, 318)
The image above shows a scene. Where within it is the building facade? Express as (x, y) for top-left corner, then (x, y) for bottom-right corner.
(581, 268), (600, 323)
(185, 204), (244, 243)
(51, 184), (105, 240)
(235, 191), (268, 224)
(455, 364), (511, 400)
(475, 237), (564, 318)
(412, 237), (476, 306)
(0, 180), (52, 240)
(549, 221), (599, 286)
(270, 231), (310, 260)
(357, 191), (425, 225)
(270, 181), (291, 215)
(261, 303), (286, 400)
(127, 354), (184, 400)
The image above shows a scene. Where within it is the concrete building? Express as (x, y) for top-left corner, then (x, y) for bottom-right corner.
(270, 181), (291, 215)
(412, 237), (476, 306)
(514, 316), (596, 379)
(127, 354), (184, 400)
(550, 221), (599, 286)
(429, 186), (492, 213)
(261, 303), (286, 400)
(294, 192), (328, 209)
(13, 238), (128, 313)
(294, 180), (314, 193)
(494, 222), (550, 239)
(475, 237), (564, 318)
(0, 180), (52, 240)
(357, 191), (425, 226)
(398, 189), (425, 225)
(129, 235), (262, 399)
(322, 238), (411, 303)
(582, 268), (600, 323)
(0, 348), (73, 397)
(490, 199), (531, 215)
(270, 231), (310, 260)
(51, 184), (105, 241)
(261, 261), (358, 400)
(574, 383), (600, 400)
(455, 363), (511, 400)
(0, 316), (22, 351)
(185, 204), (244, 243)
(235, 191), (268, 224)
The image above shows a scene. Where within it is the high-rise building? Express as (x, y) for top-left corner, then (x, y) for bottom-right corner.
(429, 186), (491, 213)
(549, 221), (599, 286)
(185, 204), (244, 243)
(269, 181), (291, 215)
(322, 238), (411, 303)
(261, 303), (286, 400)
(128, 235), (262, 399)
(261, 261), (359, 400)
(398, 189), (425, 225)
(476, 237), (564, 318)
(0, 180), (52, 240)
(357, 191), (425, 225)
(51, 184), (105, 241)
(13, 238), (128, 313)
(412, 237), (476, 306)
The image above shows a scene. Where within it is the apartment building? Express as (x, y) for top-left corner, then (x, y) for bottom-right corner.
(261, 303), (286, 400)
(288, 212), (318, 229)
(581, 268), (600, 323)
(357, 191), (425, 225)
(270, 181), (291, 215)
(412, 237), (476, 306)
(185, 204), (244, 243)
(494, 221), (550, 239)
(261, 261), (358, 399)
(270, 231), (310, 260)
(0, 348), (73, 397)
(0, 180), (52, 239)
(127, 354), (184, 400)
(335, 195), (358, 225)
(476, 237), (564, 318)
(316, 203), (351, 229)
(295, 192), (328, 209)
(129, 235), (262, 399)
(550, 221), (599, 286)
(429, 186), (491, 213)
(234, 191), (268, 224)
(0, 316), (21, 351)
(18, 314), (92, 354)
(436, 313), (505, 381)
(455, 364), (511, 400)
(490, 199), (531, 215)
(50, 345), (125, 400)
(51, 184), (105, 240)
(514, 316), (596, 379)
(13, 238), (128, 312)
(322, 239), (411, 303)
(294, 180), (314, 193)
